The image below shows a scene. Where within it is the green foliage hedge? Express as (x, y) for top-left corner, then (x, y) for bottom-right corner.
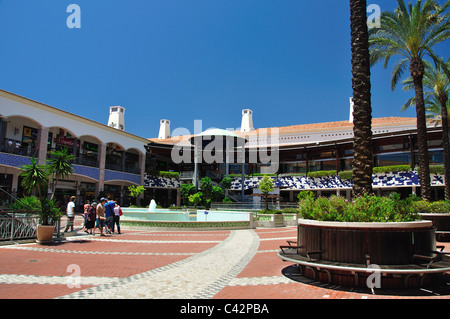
(413, 200), (450, 213)
(297, 192), (422, 222)
(417, 165), (445, 175)
(372, 165), (411, 174)
(307, 170), (337, 178)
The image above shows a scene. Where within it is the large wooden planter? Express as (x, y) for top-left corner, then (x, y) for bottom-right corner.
(420, 213), (450, 242)
(292, 219), (440, 288)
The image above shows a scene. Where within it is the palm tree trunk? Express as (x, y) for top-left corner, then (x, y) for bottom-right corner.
(411, 57), (431, 201)
(350, 0), (373, 196)
(440, 95), (450, 200)
(50, 174), (57, 200)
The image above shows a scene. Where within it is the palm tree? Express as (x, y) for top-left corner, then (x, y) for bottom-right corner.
(402, 58), (450, 199)
(19, 157), (49, 198)
(46, 148), (75, 199)
(350, 0), (373, 195)
(369, 0), (450, 201)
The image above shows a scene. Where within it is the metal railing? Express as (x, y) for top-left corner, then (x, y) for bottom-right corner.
(0, 211), (39, 241)
(1, 138), (38, 157)
(0, 212), (87, 242)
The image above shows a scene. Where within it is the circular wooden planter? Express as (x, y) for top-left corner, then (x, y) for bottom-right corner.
(295, 219), (438, 288)
(420, 213), (450, 242)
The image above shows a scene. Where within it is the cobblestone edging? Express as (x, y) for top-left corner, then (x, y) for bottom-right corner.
(1, 245), (196, 256)
(0, 274), (120, 286)
(58, 229), (260, 299)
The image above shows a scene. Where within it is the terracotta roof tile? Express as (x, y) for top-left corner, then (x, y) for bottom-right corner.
(149, 117), (417, 145)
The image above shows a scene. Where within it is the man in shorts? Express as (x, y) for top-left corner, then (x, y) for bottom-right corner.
(96, 198), (107, 236)
(104, 198), (115, 234)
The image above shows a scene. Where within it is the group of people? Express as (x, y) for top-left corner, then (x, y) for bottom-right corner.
(64, 196), (123, 236)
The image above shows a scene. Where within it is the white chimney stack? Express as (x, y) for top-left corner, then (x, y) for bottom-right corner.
(108, 106), (125, 131)
(349, 98), (354, 123)
(240, 109), (254, 132)
(158, 119), (171, 139)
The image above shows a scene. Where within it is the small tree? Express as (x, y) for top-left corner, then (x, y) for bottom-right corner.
(128, 185), (145, 205)
(189, 192), (202, 207)
(180, 184), (196, 205)
(221, 177), (232, 197)
(211, 185), (224, 202)
(258, 175), (274, 210)
(200, 177), (212, 199)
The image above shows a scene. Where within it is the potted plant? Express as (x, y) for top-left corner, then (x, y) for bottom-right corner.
(286, 192), (439, 288)
(36, 197), (62, 244)
(19, 150), (73, 244)
(413, 199), (450, 242)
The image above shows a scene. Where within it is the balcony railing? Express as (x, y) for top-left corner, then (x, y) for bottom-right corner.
(0, 139), (37, 157)
(105, 162), (140, 175)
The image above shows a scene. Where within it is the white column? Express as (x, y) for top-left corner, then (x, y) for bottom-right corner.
(37, 127), (49, 165)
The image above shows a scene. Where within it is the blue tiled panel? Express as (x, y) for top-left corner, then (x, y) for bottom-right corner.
(73, 165), (100, 181)
(229, 172), (445, 191)
(139, 171), (445, 190)
(104, 169), (141, 184)
(144, 175), (180, 189)
(0, 153), (32, 167)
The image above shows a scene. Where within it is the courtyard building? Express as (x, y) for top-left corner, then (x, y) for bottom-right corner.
(0, 88), (447, 209)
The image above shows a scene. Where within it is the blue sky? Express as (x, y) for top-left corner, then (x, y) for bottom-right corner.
(0, 0), (448, 138)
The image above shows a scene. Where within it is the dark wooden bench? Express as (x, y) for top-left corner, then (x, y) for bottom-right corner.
(413, 245), (449, 268)
(279, 241), (450, 289)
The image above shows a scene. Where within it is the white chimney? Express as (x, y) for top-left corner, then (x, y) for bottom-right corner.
(240, 109), (254, 132)
(158, 119), (171, 139)
(108, 106), (125, 131)
(349, 98), (354, 123)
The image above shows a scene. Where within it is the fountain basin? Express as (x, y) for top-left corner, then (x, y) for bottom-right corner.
(120, 208), (255, 230)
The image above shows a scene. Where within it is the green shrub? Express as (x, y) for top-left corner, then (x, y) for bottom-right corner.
(307, 170), (337, 178)
(412, 200), (450, 213)
(258, 209), (282, 215)
(373, 165), (411, 174)
(297, 190), (314, 201)
(298, 193), (420, 222)
(9, 196), (41, 211)
(223, 196), (232, 203)
(417, 165), (445, 175)
(188, 192), (202, 207)
(159, 171), (180, 179)
(281, 208), (300, 214)
(338, 171), (353, 180)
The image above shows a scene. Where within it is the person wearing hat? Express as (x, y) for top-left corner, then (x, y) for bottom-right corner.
(95, 198), (107, 236)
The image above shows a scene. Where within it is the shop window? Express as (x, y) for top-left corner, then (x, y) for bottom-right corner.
(374, 153), (411, 167)
(308, 160), (337, 172)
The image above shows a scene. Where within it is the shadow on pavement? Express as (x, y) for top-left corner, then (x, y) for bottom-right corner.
(281, 265), (450, 297)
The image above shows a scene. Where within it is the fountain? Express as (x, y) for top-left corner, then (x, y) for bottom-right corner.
(148, 199), (157, 212)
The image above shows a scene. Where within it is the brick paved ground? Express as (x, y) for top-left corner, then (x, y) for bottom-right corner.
(0, 226), (449, 301)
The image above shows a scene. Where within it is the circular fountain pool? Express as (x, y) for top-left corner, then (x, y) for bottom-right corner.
(120, 208), (254, 230)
